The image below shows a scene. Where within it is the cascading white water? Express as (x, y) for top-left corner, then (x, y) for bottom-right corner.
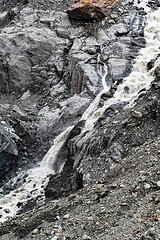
(81, 1), (160, 132)
(40, 126), (74, 170)
(0, 0), (160, 223)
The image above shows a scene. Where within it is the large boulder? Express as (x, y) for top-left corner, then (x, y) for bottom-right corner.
(67, 0), (119, 21)
(0, 21), (65, 94)
(45, 171), (83, 200)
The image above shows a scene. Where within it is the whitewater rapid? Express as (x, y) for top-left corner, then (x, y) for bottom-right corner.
(0, 0), (160, 223)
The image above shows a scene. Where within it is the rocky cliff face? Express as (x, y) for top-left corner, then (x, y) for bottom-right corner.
(0, 0), (145, 177)
(0, 0), (160, 239)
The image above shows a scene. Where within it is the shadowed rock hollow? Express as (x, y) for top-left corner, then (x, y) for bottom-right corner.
(67, 0), (119, 20)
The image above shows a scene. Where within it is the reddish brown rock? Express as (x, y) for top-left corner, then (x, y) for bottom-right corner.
(67, 0), (119, 21)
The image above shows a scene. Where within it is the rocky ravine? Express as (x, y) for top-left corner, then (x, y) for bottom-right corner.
(0, 0), (147, 178)
(0, 0), (160, 239)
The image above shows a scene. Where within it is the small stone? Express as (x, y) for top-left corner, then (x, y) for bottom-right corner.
(118, 8), (123, 13)
(133, 111), (143, 118)
(87, 48), (96, 55)
(111, 13), (118, 19)
(82, 235), (91, 240)
(52, 237), (58, 240)
(132, 192), (138, 197)
(58, 225), (62, 233)
(100, 209), (106, 214)
(4, 209), (10, 213)
(63, 214), (70, 219)
(13, 105), (26, 117)
(157, 181), (160, 188)
(21, 90), (31, 100)
(141, 176), (146, 181)
(144, 183), (151, 189)
(0, 194), (4, 199)
(120, 184), (125, 188)
(102, 55), (109, 61)
(121, 202), (130, 210)
(88, 216), (94, 221)
(32, 228), (39, 234)
(108, 19), (115, 24)
(27, 193), (32, 198)
(155, 215), (160, 221)
(122, 119), (128, 126)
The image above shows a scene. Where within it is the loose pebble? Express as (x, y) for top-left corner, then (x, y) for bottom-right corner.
(4, 209), (10, 213)
(144, 183), (151, 189)
(58, 225), (62, 233)
(157, 181), (160, 188)
(82, 235), (91, 240)
(52, 237), (58, 240)
(32, 228), (39, 234)
(63, 213), (70, 219)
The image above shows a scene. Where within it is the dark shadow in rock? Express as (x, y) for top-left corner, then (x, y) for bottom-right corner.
(0, 151), (18, 178)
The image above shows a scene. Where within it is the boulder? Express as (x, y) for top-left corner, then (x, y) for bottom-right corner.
(45, 171), (83, 200)
(0, 25), (65, 94)
(67, 0), (119, 21)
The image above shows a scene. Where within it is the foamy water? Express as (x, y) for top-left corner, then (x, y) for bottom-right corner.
(0, 0), (160, 223)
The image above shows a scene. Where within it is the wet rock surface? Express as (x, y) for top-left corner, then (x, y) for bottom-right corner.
(0, 0), (159, 239)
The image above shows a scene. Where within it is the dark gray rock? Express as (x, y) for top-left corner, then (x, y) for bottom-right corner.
(0, 151), (18, 178)
(4, 208), (10, 213)
(17, 198), (37, 215)
(45, 171), (83, 200)
(0, 120), (19, 177)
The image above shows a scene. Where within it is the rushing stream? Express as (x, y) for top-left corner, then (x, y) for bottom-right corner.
(0, 0), (160, 223)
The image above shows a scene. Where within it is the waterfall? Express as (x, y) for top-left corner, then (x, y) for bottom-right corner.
(40, 126), (74, 170)
(0, 0), (160, 223)
(81, 2), (160, 132)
